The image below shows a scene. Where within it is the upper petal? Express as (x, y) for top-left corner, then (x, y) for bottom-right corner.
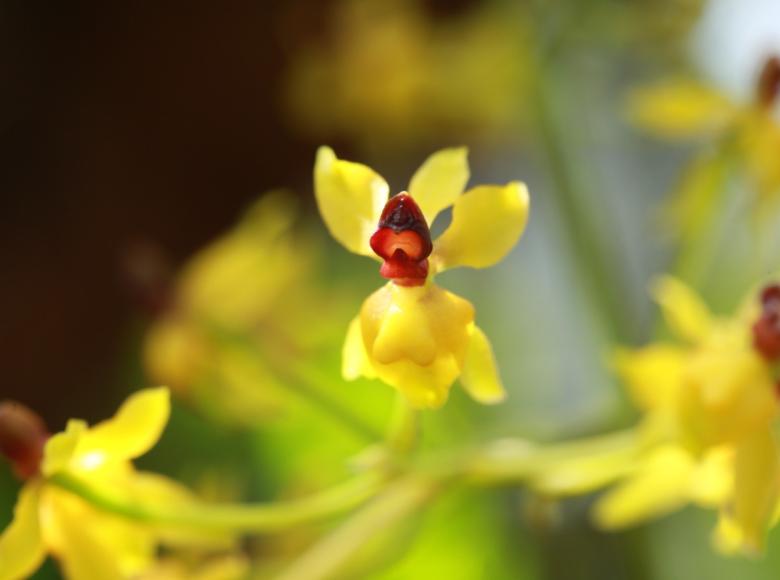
(314, 146), (389, 256)
(627, 80), (736, 139)
(459, 326), (505, 404)
(651, 276), (712, 343)
(432, 182), (529, 271)
(76, 388), (171, 469)
(0, 483), (45, 580)
(408, 147), (470, 225)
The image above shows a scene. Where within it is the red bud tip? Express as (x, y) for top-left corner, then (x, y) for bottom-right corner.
(370, 193), (432, 286)
(0, 402), (49, 480)
(757, 55), (780, 108)
(753, 283), (780, 360)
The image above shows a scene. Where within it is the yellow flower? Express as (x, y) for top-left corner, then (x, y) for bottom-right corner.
(595, 277), (780, 554)
(0, 388), (211, 580)
(143, 192), (326, 425)
(314, 146), (529, 408)
(628, 55), (780, 207)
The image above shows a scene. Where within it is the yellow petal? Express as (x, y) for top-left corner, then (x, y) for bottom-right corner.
(613, 344), (685, 411)
(48, 502), (125, 580)
(313, 146), (389, 256)
(432, 182), (529, 271)
(407, 147), (469, 225)
(359, 283), (474, 409)
(593, 446), (694, 529)
(459, 326), (505, 404)
(342, 316), (376, 381)
(76, 388), (170, 468)
(651, 276), (712, 343)
(729, 428), (780, 554)
(42, 419), (88, 476)
(0, 483), (45, 580)
(627, 80), (736, 139)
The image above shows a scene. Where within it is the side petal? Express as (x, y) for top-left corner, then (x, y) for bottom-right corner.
(77, 388), (171, 467)
(432, 182), (529, 272)
(314, 146), (389, 256)
(592, 446), (694, 529)
(627, 80), (736, 139)
(407, 147), (469, 225)
(725, 428), (780, 554)
(459, 326), (505, 404)
(0, 483), (45, 580)
(651, 276), (712, 343)
(342, 316), (376, 381)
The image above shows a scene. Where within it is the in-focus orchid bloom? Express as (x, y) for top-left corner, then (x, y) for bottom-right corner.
(537, 278), (780, 556)
(0, 388), (215, 580)
(314, 146), (529, 408)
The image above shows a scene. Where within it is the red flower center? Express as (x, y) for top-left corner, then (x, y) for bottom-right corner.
(370, 193), (432, 286)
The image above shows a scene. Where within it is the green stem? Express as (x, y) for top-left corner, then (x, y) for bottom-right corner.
(202, 318), (382, 441)
(385, 393), (418, 456)
(49, 470), (384, 533)
(273, 474), (440, 580)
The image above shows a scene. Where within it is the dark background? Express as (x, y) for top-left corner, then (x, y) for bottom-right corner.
(0, 1), (332, 424)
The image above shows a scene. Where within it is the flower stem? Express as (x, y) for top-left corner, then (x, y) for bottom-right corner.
(49, 470), (384, 533)
(201, 318), (382, 441)
(272, 474), (440, 580)
(385, 393), (418, 456)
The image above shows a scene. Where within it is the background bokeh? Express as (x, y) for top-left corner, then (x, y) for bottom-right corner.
(2, 0), (780, 578)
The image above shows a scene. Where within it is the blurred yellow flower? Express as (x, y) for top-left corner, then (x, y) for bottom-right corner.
(143, 192), (328, 425)
(0, 388), (219, 580)
(574, 278), (780, 555)
(314, 146), (529, 409)
(629, 56), (780, 207)
(284, 0), (531, 149)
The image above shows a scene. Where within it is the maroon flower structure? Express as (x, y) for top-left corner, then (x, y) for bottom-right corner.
(753, 283), (780, 361)
(757, 55), (780, 108)
(0, 401), (49, 480)
(369, 192), (433, 286)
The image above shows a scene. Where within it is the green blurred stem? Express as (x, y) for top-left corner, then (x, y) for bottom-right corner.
(460, 428), (638, 487)
(530, 39), (627, 339)
(49, 470), (384, 533)
(273, 474), (439, 580)
(202, 319), (382, 442)
(385, 393), (418, 455)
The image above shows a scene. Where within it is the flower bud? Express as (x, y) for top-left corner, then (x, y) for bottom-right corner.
(752, 283), (780, 360)
(756, 55), (780, 109)
(0, 401), (49, 479)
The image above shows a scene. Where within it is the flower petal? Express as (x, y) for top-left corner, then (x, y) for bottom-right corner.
(432, 182), (529, 271)
(593, 446), (694, 529)
(0, 483), (45, 580)
(651, 276), (712, 343)
(42, 419), (88, 476)
(77, 388), (171, 467)
(459, 326), (505, 404)
(724, 428), (780, 554)
(342, 316), (376, 381)
(613, 344), (686, 411)
(314, 146), (389, 256)
(627, 80), (736, 139)
(407, 147), (469, 225)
